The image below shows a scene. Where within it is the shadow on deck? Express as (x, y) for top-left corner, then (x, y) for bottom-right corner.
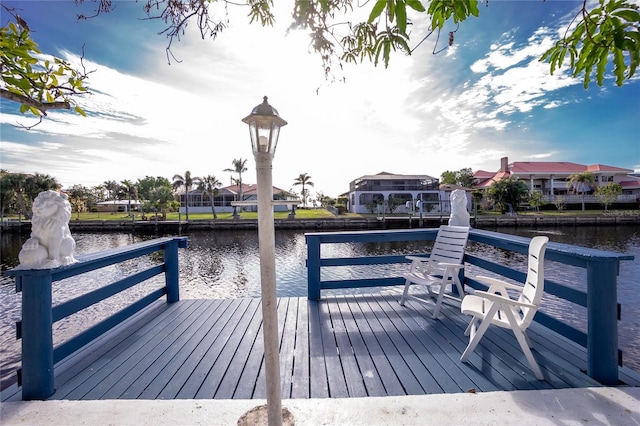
(3, 290), (624, 403)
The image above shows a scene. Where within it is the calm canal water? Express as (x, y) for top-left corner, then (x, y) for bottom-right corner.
(1, 225), (638, 389)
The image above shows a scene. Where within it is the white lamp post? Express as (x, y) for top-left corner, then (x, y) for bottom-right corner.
(242, 96), (287, 426)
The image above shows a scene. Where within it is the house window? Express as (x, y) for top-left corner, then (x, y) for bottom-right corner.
(389, 193), (413, 203)
(417, 192), (440, 212)
(359, 193), (384, 206)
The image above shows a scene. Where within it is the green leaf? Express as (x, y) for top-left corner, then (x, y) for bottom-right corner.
(396, 1), (407, 34)
(613, 48), (626, 85)
(19, 103), (29, 114)
(613, 25), (625, 49)
(611, 8), (640, 23)
(406, 0), (425, 12)
(368, 1), (387, 23)
(468, 0), (480, 17)
(595, 48), (608, 85)
(74, 105), (86, 117)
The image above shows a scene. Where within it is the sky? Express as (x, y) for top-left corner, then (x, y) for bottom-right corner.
(1, 0), (639, 197)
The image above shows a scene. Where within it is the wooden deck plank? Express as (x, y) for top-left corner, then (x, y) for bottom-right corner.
(51, 300), (205, 400)
(327, 296), (368, 397)
(334, 295), (387, 397)
(349, 295), (433, 395)
(3, 293), (620, 404)
(175, 299), (254, 399)
(291, 299), (310, 399)
(134, 299), (235, 399)
(214, 299), (263, 399)
(307, 300), (330, 398)
(363, 294), (448, 394)
(280, 297), (301, 398)
(372, 293), (473, 393)
(377, 292), (495, 393)
(317, 300), (349, 398)
(232, 306), (265, 399)
(96, 300), (224, 399)
(341, 295), (407, 396)
(195, 299), (262, 399)
(159, 299), (249, 399)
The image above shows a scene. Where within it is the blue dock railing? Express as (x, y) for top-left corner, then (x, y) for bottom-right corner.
(305, 228), (635, 386)
(6, 236), (188, 400)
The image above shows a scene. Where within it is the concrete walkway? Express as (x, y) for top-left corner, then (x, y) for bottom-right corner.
(2, 387), (639, 425)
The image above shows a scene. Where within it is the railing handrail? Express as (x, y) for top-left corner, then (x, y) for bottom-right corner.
(305, 228), (634, 385)
(5, 236), (188, 400)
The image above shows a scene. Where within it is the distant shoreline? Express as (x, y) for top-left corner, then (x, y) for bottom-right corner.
(2, 213), (639, 233)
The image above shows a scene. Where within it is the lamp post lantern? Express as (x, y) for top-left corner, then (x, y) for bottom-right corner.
(241, 96), (287, 426)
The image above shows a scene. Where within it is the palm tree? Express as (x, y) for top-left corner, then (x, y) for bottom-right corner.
(3, 173), (29, 218)
(172, 171), (195, 220)
(293, 173), (314, 208)
(2, 172), (59, 218)
(26, 173), (59, 199)
(567, 171), (596, 211)
(120, 179), (138, 216)
(103, 180), (119, 200)
(196, 175), (222, 219)
(224, 158), (248, 203)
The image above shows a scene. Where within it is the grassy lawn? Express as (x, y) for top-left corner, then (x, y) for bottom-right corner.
(47, 208), (340, 221)
(3, 208), (636, 222)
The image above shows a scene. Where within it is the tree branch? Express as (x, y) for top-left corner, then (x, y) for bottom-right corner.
(0, 89), (71, 114)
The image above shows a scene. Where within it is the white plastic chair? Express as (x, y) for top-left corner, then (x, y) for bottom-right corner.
(460, 236), (549, 380)
(399, 225), (470, 319)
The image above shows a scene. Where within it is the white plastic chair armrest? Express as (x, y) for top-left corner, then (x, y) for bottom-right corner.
(475, 275), (524, 291)
(406, 255), (429, 262)
(435, 262), (464, 270)
(473, 290), (536, 309)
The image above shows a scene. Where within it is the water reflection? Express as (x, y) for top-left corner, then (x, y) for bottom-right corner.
(1, 225), (638, 389)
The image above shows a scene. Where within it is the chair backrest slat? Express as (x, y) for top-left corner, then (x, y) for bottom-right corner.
(518, 236), (549, 328)
(427, 225), (470, 270)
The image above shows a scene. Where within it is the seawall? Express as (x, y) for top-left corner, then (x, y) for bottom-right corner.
(2, 214), (639, 233)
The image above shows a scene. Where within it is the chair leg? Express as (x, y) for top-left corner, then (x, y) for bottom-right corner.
(503, 310), (544, 380)
(460, 305), (498, 362)
(464, 317), (478, 336)
(399, 278), (411, 306)
(512, 328), (544, 380)
(454, 276), (465, 300)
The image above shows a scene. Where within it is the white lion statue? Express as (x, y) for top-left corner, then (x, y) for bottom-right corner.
(448, 189), (471, 227)
(18, 190), (77, 269)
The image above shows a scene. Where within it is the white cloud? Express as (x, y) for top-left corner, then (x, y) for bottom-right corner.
(529, 152), (555, 159)
(2, 1), (637, 194)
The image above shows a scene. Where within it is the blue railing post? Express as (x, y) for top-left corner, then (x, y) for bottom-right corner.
(306, 235), (321, 300)
(586, 259), (619, 385)
(164, 240), (180, 303)
(20, 271), (55, 400)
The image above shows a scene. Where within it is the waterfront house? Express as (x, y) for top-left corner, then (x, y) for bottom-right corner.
(96, 199), (142, 213)
(178, 183), (296, 214)
(474, 157), (640, 204)
(348, 172), (451, 214)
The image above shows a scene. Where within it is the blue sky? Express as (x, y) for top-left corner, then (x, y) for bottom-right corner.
(1, 0), (639, 197)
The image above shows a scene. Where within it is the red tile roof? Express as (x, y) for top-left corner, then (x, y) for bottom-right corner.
(587, 164), (634, 172)
(620, 180), (640, 189)
(508, 162), (586, 173)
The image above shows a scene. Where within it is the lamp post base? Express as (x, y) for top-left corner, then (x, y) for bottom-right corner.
(238, 405), (295, 426)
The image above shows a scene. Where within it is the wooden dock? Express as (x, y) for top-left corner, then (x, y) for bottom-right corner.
(7, 289), (637, 403)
